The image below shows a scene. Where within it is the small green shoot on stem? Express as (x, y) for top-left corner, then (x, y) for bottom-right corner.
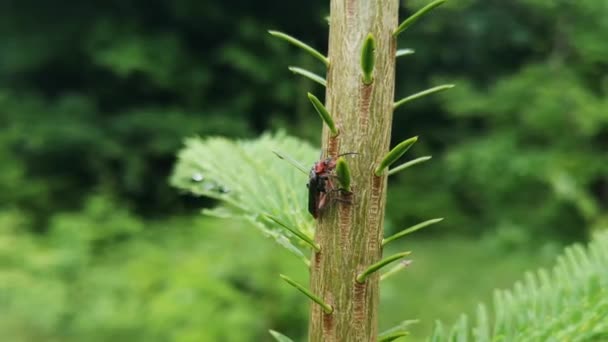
(356, 251), (412, 283)
(308, 92), (338, 136)
(380, 260), (413, 281)
(280, 274), (333, 314)
(394, 0), (447, 37)
(288, 66), (327, 87)
(361, 33), (376, 85)
(379, 331), (409, 342)
(396, 48), (415, 58)
(265, 214), (320, 251)
(394, 84), (454, 110)
(375, 137), (418, 176)
(268, 30), (329, 66)
(269, 330), (295, 342)
(336, 157), (352, 190)
(379, 320), (420, 341)
(382, 218), (444, 246)
(388, 156), (432, 176)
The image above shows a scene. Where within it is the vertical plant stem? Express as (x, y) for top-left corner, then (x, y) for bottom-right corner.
(308, 1), (398, 341)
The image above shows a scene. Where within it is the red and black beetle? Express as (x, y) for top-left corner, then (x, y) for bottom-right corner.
(307, 153), (357, 218)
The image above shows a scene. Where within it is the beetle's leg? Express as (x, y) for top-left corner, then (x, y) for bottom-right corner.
(327, 189), (353, 204)
(317, 192), (328, 211)
(326, 174), (353, 194)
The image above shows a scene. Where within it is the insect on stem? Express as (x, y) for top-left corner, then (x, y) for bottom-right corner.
(307, 152), (359, 218)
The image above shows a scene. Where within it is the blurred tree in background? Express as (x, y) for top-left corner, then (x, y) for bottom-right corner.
(0, 0), (328, 221)
(0, 0), (606, 341)
(386, 0), (608, 243)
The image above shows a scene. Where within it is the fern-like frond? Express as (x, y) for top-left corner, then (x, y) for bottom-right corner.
(428, 231), (608, 341)
(171, 133), (317, 262)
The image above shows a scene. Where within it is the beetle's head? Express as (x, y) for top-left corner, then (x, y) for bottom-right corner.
(314, 161), (326, 174)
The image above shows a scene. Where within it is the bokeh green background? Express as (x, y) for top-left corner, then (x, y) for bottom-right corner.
(1, 0), (607, 341)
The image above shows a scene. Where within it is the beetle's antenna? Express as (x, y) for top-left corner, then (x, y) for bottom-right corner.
(322, 150), (360, 159)
(337, 152), (359, 158)
(272, 150), (309, 175)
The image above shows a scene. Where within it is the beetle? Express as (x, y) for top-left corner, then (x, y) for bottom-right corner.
(307, 152), (357, 218)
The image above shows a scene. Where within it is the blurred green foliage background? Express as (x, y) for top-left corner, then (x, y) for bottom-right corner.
(0, 0), (606, 341)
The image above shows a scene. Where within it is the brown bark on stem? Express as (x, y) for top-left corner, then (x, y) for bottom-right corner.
(308, 1), (398, 341)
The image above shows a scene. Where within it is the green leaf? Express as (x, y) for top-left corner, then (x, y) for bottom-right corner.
(288, 66), (327, 87)
(394, 84), (454, 110)
(308, 92), (338, 136)
(268, 30), (329, 66)
(361, 33), (376, 85)
(394, 0), (447, 37)
(430, 321), (446, 342)
(427, 231), (608, 341)
(357, 251), (411, 283)
(269, 330), (295, 342)
(448, 315), (468, 342)
(280, 274), (333, 314)
(171, 133), (317, 261)
(473, 304), (490, 341)
(375, 137), (418, 176)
